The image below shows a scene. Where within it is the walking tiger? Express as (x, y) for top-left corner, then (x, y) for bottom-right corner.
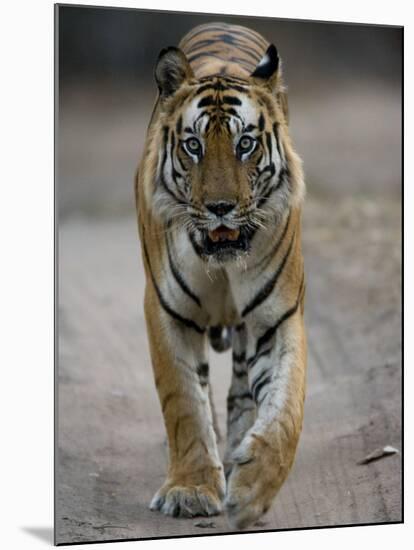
(135, 21), (306, 528)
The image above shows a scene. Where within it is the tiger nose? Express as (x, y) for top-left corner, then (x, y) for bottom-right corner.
(205, 201), (236, 216)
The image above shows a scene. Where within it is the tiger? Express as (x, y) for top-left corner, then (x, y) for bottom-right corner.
(135, 21), (306, 529)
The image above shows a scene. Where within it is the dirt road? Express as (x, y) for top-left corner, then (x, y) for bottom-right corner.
(56, 193), (402, 544)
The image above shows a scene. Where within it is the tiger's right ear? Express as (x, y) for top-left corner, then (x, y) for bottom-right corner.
(155, 47), (194, 99)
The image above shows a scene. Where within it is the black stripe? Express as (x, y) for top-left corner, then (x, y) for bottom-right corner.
(188, 51), (224, 64)
(258, 158), (277, 180)
(242, 230), (295, 317)
(226, 27), (268, 49)
(198, 95), (216, 108)
(175, 147), (188, 173)
(258, 161), (276, 179)
(201, 74), (247, 85)
(266, 131), (273, 161)
(233, 367), (247, 378)
(247, 347), (272, 369)
(275, 166), (291, 194)
(161, 391), (176, 412)
(196, 362), (209, 377)
(221, 107), (243, 120)
(226, 83), (249, 93)
(227, 391), (253, 409)
(230, 56), (255, 70)
(196, 362), (209, 385)
(176, 116), (182, 135)
(273, 122), (283, 160)
(254, 210), (291, 273)
(213, 33), (263, 62)
(228, 405), (255, 424)
(277, 166), (289, 187)
(256, 181), (274, 209)
(251, 372), (272, 402)
(232, 351), (246, 363)
(170, 130), (176, 153)
(166, 233), (202, 307)
(160, 174), (185, 205)
(186, 38), (216, 51)
(258, 112), (265, 131)
(255, 164), (277, 208)
(160, 126), (169, 173)
(171, 165), (185, 190)
(256, 167), (289, 209)
(222, 95), (242, 105)
(188, 230), (205, 257)
(203, 114), (215, 134)
(159, 126), (187, 203)
(193, 83), (215, 96)
(253, 276), (305, 358)
(193, 110), (208, 131)
(244, 123), (256, 133)
(214, 28), (268, 52)
(170, 132), (185, 192)
(193, 81), (227, 96)
(143, 239), (205, 334)
(223, 118), (232, 134)
(183, 24), (231, 42)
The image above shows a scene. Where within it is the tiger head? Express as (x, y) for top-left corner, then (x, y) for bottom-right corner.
(151, 45), (304, 263)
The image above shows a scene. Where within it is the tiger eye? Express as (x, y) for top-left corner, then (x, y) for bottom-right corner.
(186, 138), (202, 155)
(240, 137), (253, 150)
(237, 135), (256, 156)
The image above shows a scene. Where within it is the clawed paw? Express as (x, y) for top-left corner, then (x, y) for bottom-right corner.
(150, 483), (223, 518)
(224, 435), (285, 529)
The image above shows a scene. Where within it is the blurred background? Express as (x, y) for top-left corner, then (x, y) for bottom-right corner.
(56, 5), (402, 544)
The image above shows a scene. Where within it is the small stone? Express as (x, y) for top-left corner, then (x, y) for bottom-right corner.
(194, 520), (216, 528)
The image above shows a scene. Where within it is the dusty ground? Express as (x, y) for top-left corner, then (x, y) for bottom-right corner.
(56, 192), (402, 544)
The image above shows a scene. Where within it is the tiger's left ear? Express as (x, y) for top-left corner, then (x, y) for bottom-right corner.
(251, 44), (280, 88)
(251, 44), (289, 123)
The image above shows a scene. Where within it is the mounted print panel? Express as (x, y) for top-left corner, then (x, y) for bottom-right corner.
(55, 4), (402, 545)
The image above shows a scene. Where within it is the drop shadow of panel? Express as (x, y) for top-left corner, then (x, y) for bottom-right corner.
(21, 527), (54, 545)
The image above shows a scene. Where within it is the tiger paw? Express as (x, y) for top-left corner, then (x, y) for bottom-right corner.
(224, 433), (292, 529)
(150, 482), (224, 518)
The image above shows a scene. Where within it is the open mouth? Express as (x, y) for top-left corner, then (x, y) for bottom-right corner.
(208, 226), (240, 243)
(202, 225), (250, 257)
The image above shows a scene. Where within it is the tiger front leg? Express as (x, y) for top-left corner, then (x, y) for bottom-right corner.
(224, 311), (306, 529)
(224, 323), (256, 478)
(144, 285), (225, 518)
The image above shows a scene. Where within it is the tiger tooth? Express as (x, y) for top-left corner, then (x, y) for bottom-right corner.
(208, 230), (220, 242)
(228, 229), (240, 241)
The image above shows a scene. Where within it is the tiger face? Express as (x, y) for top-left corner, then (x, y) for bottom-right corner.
(153, 46), (299, 263)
